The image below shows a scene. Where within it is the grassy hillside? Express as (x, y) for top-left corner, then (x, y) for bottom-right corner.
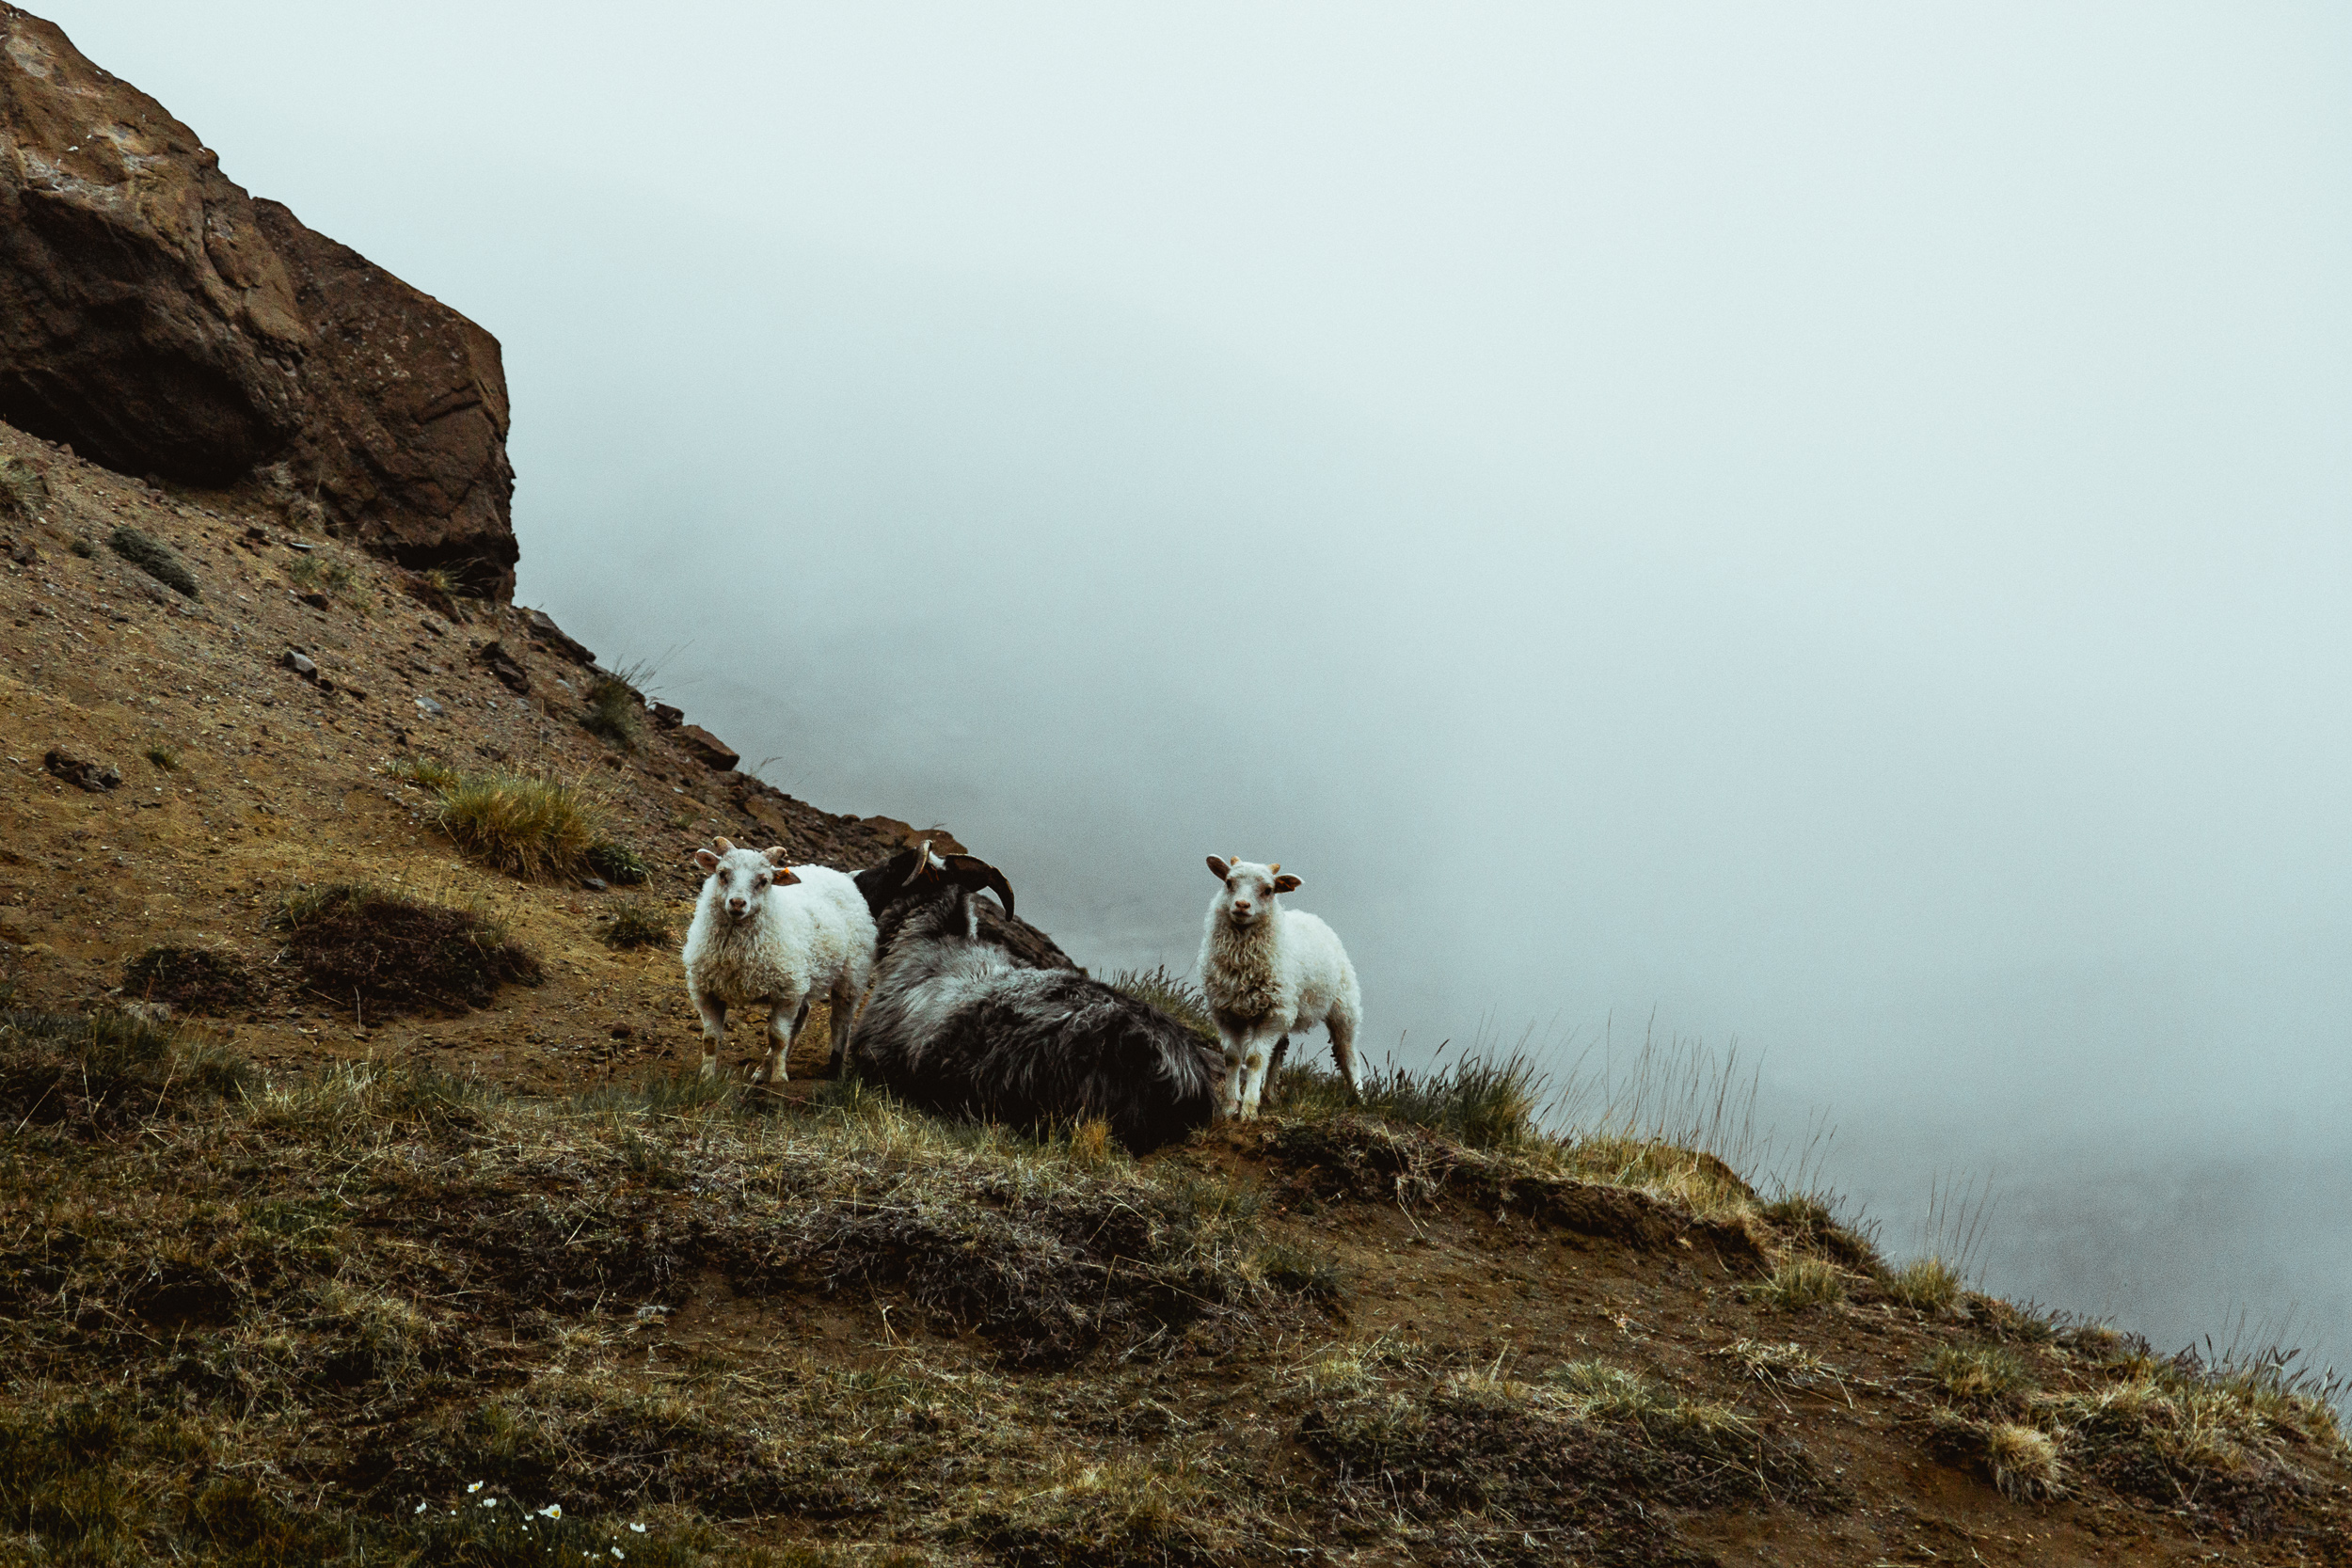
(4, 419), (2351, 1564)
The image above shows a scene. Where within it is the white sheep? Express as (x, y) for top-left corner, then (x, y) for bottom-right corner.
(1197, 854), (1361, 1117)
(682, 837), (876, 1083)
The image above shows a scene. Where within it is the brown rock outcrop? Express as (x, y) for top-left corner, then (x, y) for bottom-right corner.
(253, 200), (516, 596)
(0, 8), (517, 596)
(0, 8), (306, 481)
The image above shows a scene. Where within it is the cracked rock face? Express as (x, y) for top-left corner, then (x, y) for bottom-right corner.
(0, 8), (518, 598)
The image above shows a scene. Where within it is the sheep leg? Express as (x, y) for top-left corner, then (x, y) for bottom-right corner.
(1216, 1028), (1248, 1118)
(820, 975), (860, 1078)
(1327, 998), (1362, 1101)
(692, 988), (729, 1079)
(753, 994), (813, 1086)
(1237, 1029), (1279, 1118)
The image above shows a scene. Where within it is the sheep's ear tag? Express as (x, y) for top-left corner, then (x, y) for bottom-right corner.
(1274, 874), (1302, 894)
(693, 850), (721, 873)
(774, 868), (802, 886)
(1206, 856), (1230, 879)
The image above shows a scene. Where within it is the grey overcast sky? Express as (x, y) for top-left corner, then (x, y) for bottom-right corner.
(44, 3), (2352, 1368)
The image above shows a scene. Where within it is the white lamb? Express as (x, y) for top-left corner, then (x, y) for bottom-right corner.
(682, 837), (876, 1083)
(1197, 855), (1361, 1117)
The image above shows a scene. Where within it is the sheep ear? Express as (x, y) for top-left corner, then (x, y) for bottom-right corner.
(1273, 874), (1302, 894)
(1206, 856), (1230, 879)
(712, 836), (737, 854)
(774, 867), (801, 886)
(761, 846), (788, 865)
(943, 854), (1016, 921)
(693, 850), (721, 873)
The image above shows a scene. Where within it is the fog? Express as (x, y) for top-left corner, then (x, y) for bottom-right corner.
(51, 3), (2352, 1371)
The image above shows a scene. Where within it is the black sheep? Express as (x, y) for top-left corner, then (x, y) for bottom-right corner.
(849, 846), (1222, 1153)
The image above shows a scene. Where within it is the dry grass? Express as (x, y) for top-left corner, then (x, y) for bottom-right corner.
(1104, 967), (1217, 1048)
(1747, 1256), (1846, 1312)
(1987, 1421), (2065, 1498)
(0, 1012), (1327, 1564)
(434, 770), (611, 879)
(389, 760), (649, 885)
(600, 897), (675, 950)
(1927, 1341), (2040, 1406)
(582, 672), (648, 751)
(1273, 1051), (1544, 1150)
(1886, 1255), (1965, 1314)
(1297, 1344), (1834, 1561)
(285, 552), (355, 593)
(1712, 1338), (1849, 1404)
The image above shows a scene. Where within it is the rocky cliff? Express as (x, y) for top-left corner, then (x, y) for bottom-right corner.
(0, 6), (516, 595)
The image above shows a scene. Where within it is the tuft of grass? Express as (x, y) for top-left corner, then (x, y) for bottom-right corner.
(1105, 966), (1217, 1048)
(0, 1006), (250, 1131)
(273, 884), (543, 1016)
(1986, 1420), (2065, 1498)
(389, 753), (462, 791)
(107, 525), (199, 597)
(284, 553), (354, 592)
(581, 672), (647, 751)
(1255, 1241), (1346, 1302)
(584, 839), (652, 885)
(434, 770), (611, 880)
(1302, 1350), (1830, 1559)
(1762, 1189), (1882, 1273)
(973, 1456), (1228, 1568)
(122, 945), (261, 1014)
(1747, 1256), (1847, 1311)
(1972, 1293), (2058, 1345)
(1926, 1340), (2039, 1406)
(0, 453), (49, 515)
(143, 744), (179, 771)
(571, 1068), (739, 1119)
(1711, 1338), (1847, 1402)
(1277, 1050), (1543, 1150)
(599, 897), (673, 950)
(1930, 1408), (2067, 1500)
(402, 565), (475, 621)
(1886, 1255), (1965, 1314)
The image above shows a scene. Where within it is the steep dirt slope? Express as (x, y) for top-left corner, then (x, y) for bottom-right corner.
(0, 414), (1048, 1084)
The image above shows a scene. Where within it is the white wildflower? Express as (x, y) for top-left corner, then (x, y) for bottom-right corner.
(629, 1524), (646, 1534)
(468, 1481), (485, 1494)
(414, 1502), (428, 1514)
(482, 1497), (499, 1508)
(539, 1504), (563, 1519)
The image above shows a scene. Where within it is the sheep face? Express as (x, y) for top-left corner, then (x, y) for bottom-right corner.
(1205, 856), (1301, 929)
(692, 838), (800, 924)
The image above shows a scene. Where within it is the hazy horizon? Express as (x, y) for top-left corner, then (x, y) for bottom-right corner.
(43, 2), (2352, 1373)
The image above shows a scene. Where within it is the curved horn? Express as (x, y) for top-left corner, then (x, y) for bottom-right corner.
(943, 854), (1016, 921)
(901, 838), (932, 885)
(1269, 863), (1280, 874)
(713, 835), (737, 854)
